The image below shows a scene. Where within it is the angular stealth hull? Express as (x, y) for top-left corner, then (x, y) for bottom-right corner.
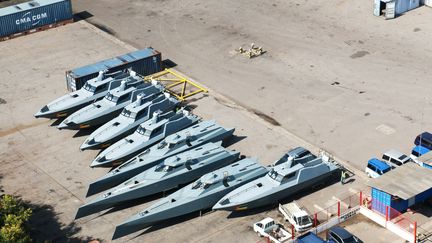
(75, 142), (239, 219)
(86, 120), (234, 196)
(213, 156), (340, 211)
(57, 75), (151, 130)
(90, 110), (200, 168)
(34, 71), (129, 119)
(80, 91), (179, 150)
(112, 158), (268, 239)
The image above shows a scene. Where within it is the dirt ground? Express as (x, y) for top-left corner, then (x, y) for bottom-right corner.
(71, 0), (432, 171)
(1, 0), (432, 242)
(0, 21), (354, 242)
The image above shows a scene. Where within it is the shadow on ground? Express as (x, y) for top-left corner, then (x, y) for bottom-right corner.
(135, 208), (213, 238)
(73, 127), (99, 138)
(0, 174), (97, 242)
(0, 174), (4, 196)
(26, 199), (101, 243)
(223, 135), (247, 147)
(162, 59), (177, 69)
(73, 11), (94, 22)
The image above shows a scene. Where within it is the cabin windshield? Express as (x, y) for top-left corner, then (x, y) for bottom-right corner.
(121, 109), (137, 119)
(192, 180), (202, 189)
(104, 93), (118, 103)
(83, 82), (96, 92)
(155, 164), (173, 172)
(168, 142), (177, 149)
(157, 141), (167, 149)
(267, 169), (283, 182)
(299, 216), (312, 226)
(136, 126), (146, 135)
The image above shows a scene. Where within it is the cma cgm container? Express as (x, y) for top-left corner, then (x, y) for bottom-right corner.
(66, 48), (162, 91)
(0, 0), (73, 38)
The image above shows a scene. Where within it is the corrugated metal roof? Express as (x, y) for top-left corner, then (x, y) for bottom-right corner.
(70, 48), (158, 78)
(368, 163), (432, 200)
(71, 58), (122, 77)
(0, 0), (66, 16)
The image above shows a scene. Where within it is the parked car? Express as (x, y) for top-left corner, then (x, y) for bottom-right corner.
(414, 132), (432, 150)
(296, 232), (330, 243)
(365, 158), (391, 178)
(273, 147), (316, 166)
(410, 145), (430, 162)
(381, 149), (410, 167)
(327, 226), (360, 243)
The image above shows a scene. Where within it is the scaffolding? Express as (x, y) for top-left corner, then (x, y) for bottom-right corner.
(144, 69), (208, 101)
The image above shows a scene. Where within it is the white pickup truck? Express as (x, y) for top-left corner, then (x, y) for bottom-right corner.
(253, 217), (291, 243)
(279, 201), (313, 232)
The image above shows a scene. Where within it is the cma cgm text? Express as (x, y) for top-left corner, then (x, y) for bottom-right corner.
(15, 12), (48, 25)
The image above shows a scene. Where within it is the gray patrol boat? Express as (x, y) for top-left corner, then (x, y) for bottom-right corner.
(80, 91), (179, 150)
(89, 109), (200, 170)
(57, 75), (151, 130)
(213, 152), (340, 211)
(86, 120), (234, 195)
(75, 142), (239, 219)
(34, 70), (130, 119)
(112, 158), (267, 239)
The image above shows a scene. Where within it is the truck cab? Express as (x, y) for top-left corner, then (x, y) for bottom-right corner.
(279, 202), (312, 232)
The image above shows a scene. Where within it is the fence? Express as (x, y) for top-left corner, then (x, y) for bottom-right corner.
(360, 191), (417, 242)
(287, 191), (362, 241)
(362, 193), (416, 233)
(290, 191), (417, 243)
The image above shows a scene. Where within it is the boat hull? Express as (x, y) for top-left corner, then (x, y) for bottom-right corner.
(76, 153), (237, 218)
(35, 101), (92, 119)
(216, 169), (339, 211)
(60, 109), (123, 130)
(82, 124), (139, 150)
(112, 192), (227, 240)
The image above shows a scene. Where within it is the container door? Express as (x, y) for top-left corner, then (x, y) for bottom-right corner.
(374, 0), (382, 16)
(409, 0), (420, 10)
(385, 1), (396, 19)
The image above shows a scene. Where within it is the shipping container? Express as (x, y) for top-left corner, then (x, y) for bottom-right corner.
(0, 0), (73, 38)
(374, 0), (420, 19)
(371, 186), (432, 218)
(65, 48), (162, 91)
(371, 188), (403, 218)
(371, 187), (391, 216)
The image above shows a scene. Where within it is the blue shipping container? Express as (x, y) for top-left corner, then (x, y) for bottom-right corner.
(0, 0), (73, 38)
(65, 48), (162, 91)
(395, 0), (420, 15)
(372, 187), (412, 218)
(371, 187), (391, 216)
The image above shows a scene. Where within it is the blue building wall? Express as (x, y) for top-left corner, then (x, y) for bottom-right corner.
(415, 187), (432, 203)
(372, 185), (432, 218)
